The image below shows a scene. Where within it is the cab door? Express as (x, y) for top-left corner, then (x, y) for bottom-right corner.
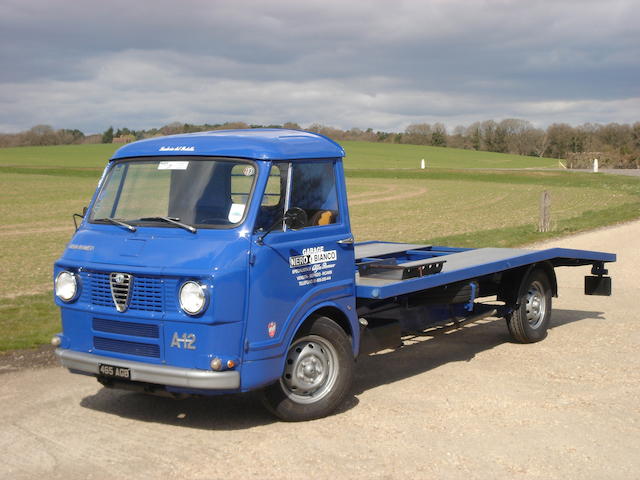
(245, 159), (355, 362)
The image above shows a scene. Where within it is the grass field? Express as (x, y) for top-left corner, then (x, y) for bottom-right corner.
(341, 140), (558, 170)
(0, 144), (118, 168)
(0, 142), (638, 351)
(0, 141), (558, 170)
(348, 174), (638, 244)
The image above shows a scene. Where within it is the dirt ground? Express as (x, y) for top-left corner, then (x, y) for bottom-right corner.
(1, 220), (638, 479)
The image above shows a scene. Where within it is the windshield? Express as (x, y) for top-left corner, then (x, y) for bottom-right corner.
(89, 157), (257, 229)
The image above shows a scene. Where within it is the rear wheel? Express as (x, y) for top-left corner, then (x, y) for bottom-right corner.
(261, 316), (354, 421)
(506, 269), (553, 343)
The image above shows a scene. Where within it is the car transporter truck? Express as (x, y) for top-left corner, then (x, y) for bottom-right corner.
(52, 129), (615, 421)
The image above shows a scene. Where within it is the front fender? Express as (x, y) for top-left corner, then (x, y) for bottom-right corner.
(239, 278), (357, 391)
(245, 278), (356, 361)
(239, 294), (357, 392)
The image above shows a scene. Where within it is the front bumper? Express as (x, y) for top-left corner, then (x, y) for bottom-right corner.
(55, 348), (240, 390)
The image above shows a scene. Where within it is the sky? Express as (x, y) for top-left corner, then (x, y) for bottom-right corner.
(1, 0), (638, 134)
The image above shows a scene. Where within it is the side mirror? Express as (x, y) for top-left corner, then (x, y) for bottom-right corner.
(73, 206), (88, 231)
(257, 207), (308, 246)
(284, 207), (307, 230)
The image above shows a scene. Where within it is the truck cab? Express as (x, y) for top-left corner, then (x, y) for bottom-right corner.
(54, 129), (359, 420)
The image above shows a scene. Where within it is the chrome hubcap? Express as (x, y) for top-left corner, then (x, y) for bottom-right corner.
(281, 335), (338, 404)
(525, 280), (547, 329)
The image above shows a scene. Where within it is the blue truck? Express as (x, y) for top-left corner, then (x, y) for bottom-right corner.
(53, 129), (615, 421)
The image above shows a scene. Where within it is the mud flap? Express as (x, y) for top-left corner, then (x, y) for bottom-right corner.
(584, 276), (612, 296)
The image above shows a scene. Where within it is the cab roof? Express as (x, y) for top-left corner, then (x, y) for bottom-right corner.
(111, 128), (345, 161)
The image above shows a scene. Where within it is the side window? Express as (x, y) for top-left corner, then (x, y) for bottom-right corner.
(229, 164), (256, 223)
(262, 165), (282, 206)
(255, 164), (287, 231)
(290, 161), (339, 228)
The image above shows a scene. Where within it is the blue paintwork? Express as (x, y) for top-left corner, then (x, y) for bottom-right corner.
(111, 129), (345, 161)
(54, 129), (616, 396)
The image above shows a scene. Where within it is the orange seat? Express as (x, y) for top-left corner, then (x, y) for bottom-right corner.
(309, 210), (336, 226)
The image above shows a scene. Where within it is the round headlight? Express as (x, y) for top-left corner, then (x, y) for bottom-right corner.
(179, 281), (207, 315)
(55, 271), (78, 302)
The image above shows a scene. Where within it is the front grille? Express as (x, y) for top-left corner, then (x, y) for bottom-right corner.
(128, 276), (163, 312)
(110, 272), (132, 312)
(94, 336), (160, 358)
(84, 272), (164, 312)
(92, 318), (159, 338)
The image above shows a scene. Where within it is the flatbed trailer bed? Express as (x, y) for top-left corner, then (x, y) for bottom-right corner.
(355, 241), (615, 299)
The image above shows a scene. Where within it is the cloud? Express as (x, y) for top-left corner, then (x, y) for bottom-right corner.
(0, 0), (638, 132)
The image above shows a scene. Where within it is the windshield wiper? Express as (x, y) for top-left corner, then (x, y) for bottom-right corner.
(95, 217), (137, 232)
(138, 216), (197, 233)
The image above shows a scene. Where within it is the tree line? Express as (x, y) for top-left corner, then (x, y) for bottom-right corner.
(308, 120), (640, 168)
(1, 119), (639, 168)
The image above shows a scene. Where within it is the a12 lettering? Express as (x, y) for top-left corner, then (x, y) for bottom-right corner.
(171, 332), (197, 350)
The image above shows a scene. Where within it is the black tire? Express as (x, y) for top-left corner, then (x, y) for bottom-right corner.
(506, 268), (553, 343)
(261, 316), (354, 422)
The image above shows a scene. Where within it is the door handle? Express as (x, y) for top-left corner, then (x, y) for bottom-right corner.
(337, 237), (354, 245)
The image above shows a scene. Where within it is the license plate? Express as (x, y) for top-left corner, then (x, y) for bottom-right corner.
(98, 363), (131, 380)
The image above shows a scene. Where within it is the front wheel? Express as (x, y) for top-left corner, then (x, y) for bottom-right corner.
(506, 268), (553, 343)
(261, 316), (354, 421)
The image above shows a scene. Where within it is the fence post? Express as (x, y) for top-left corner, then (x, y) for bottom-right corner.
(538, 190), (551, 232)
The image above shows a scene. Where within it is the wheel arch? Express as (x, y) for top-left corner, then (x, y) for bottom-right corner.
(525, 261), (557, 299)
(499, 261), (557, 306)
(289, 303), (359, 358)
